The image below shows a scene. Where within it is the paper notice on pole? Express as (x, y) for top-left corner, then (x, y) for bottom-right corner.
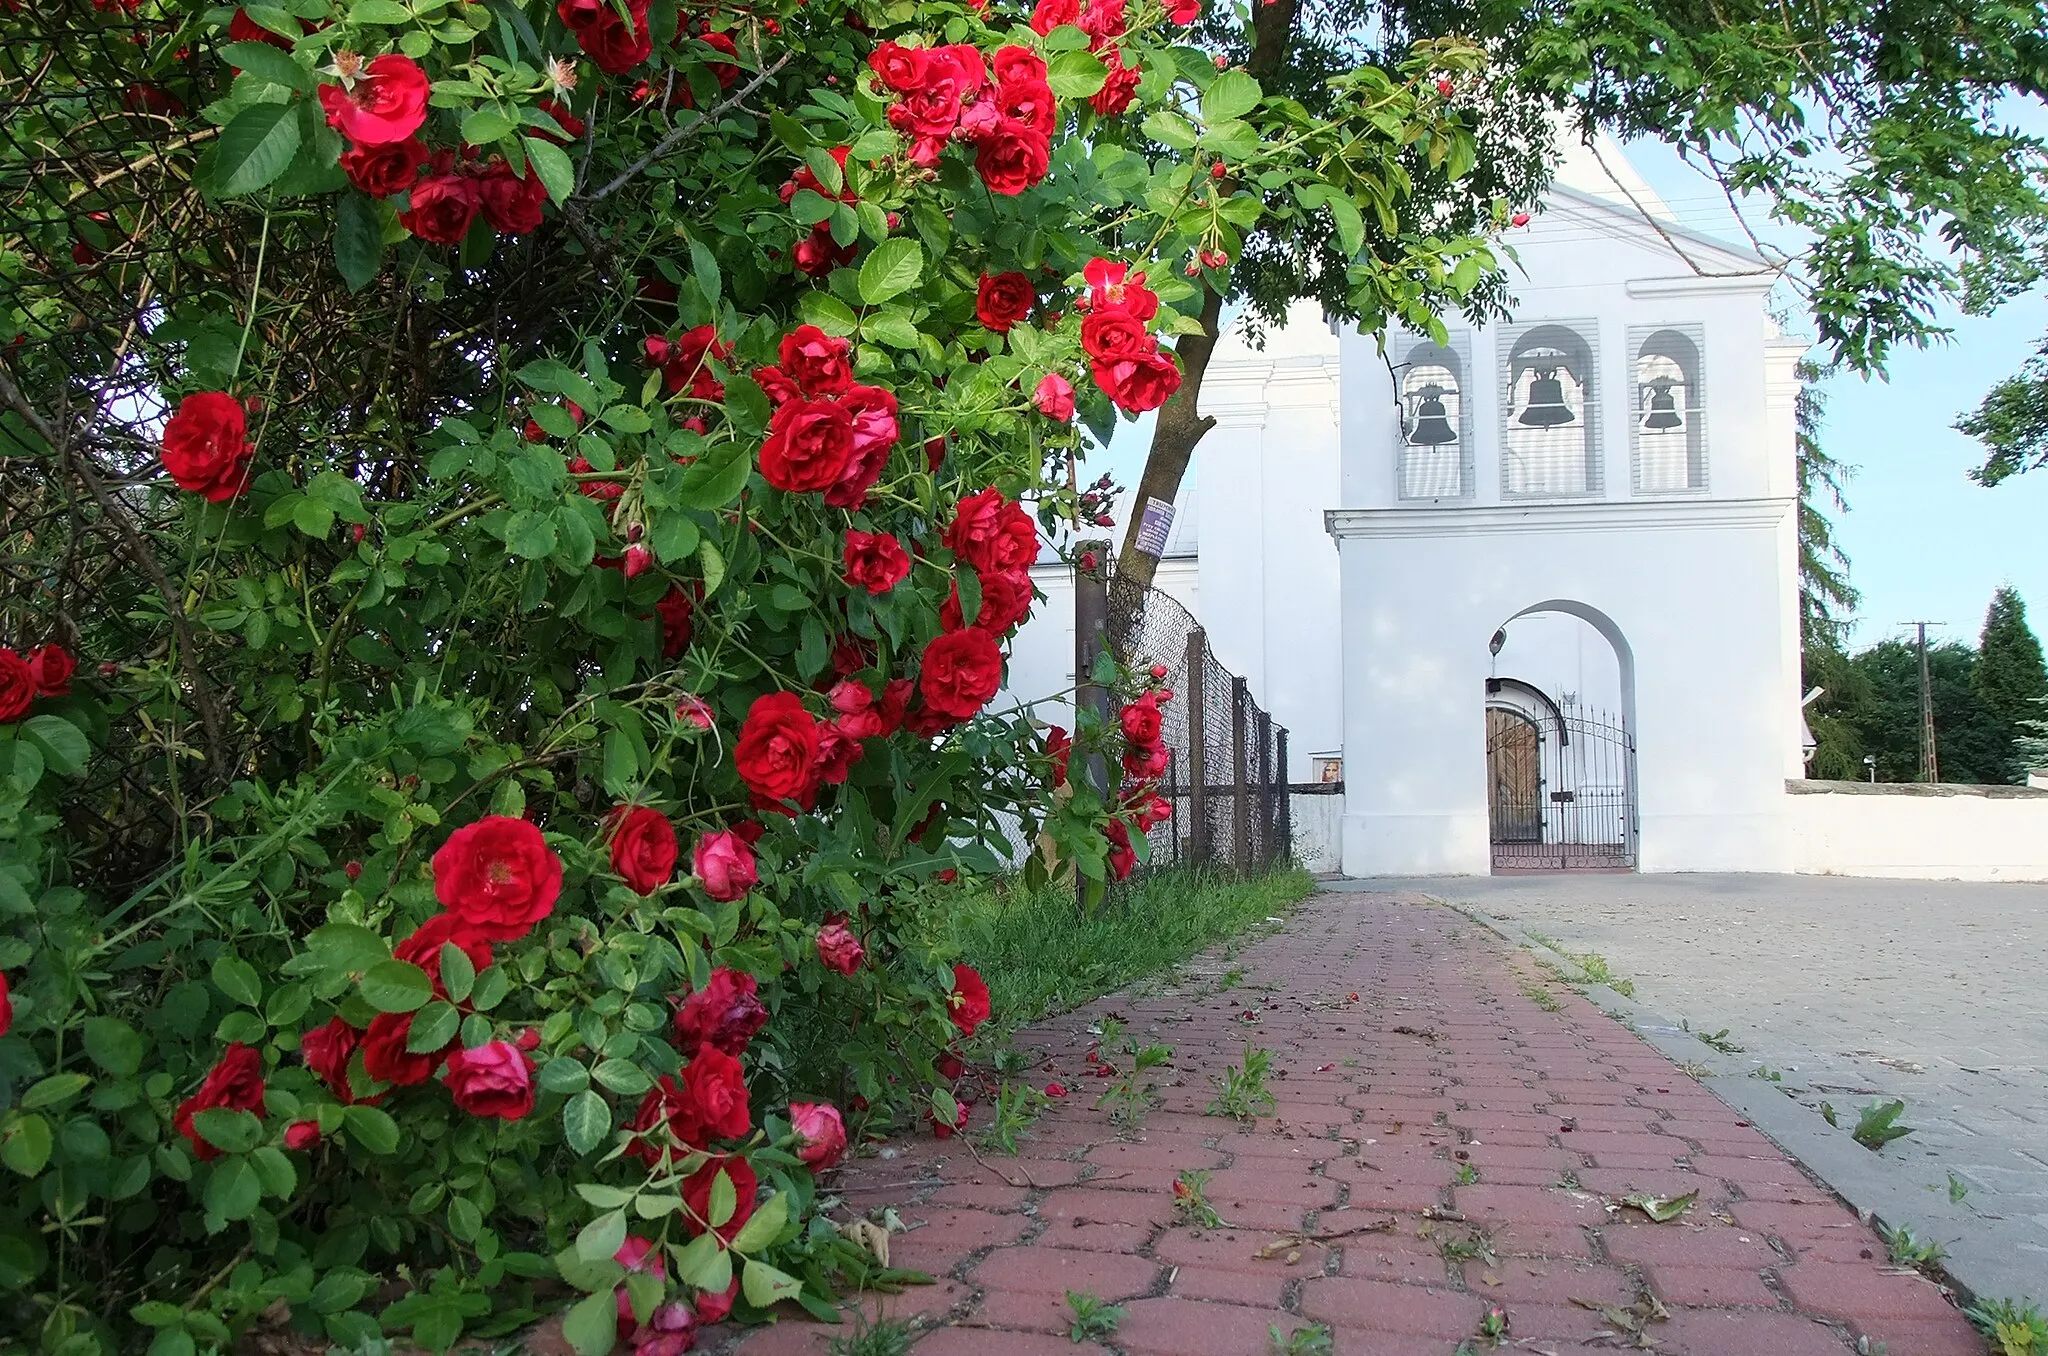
(1134, 496), (1175, 558)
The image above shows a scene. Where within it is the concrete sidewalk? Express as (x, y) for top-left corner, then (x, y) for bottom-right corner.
(715, 891), (1986, 1355)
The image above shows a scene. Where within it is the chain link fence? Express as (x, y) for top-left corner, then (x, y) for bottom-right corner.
(1105, 572), (1290, 875)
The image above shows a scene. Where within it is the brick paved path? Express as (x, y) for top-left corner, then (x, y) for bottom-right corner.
(714, 891), (1984, 1356)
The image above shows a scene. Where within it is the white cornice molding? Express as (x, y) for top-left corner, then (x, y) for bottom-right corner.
(1625, 273), (1782, 298)
(1325, 496), (1795, 539)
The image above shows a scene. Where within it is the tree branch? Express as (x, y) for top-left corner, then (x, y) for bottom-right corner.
(0, 363), (230, 770)
(581, 53), (793, 205)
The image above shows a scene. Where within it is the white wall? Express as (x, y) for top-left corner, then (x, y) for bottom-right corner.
(1289, 792), (1343, 873)
(1790, 783), (2048, 881)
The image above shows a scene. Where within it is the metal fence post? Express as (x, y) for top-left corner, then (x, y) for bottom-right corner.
(1231, 676), (1248, 874)
(1073, 539), (1111, 903)
(1256, 710), (1272, 868)
(1186, 629), (1208, 866)
(1166, 752), (1180, 867)
(1276, 726), (1292, 865)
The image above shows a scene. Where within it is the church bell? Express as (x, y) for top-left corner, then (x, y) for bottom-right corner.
(1407, 385), (1457, 445)
(1643, 380), (1683, 431)
(1517, 368), (1575, 427)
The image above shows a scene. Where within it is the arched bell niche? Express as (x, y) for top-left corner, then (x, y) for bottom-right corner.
(1499, 321), (1600, 497)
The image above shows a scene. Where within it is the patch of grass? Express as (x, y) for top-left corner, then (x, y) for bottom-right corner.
(1206, 1042), (1277, 1122)
(977, 1080), (1049, 1155)
(951, 867), (1315, 1034)
(827, 1314), (914, 1356)
(1065, 1290), (1126, 1342)
(1173, 1168), (1225, 1227)
(1880, 1221), (1946, 1270)
(1967, 1297), (2048, 1356)
(1272, 1324), (1334, 1355)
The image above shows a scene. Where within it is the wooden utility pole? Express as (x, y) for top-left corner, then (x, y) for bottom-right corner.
(1905, 621), (1943, 783)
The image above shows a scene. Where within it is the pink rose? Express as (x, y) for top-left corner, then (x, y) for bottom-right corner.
(443, 1040), (536, 1120)
(815, 918), (865, 975)
(692, 830), (758, 903)
(790, 1101), (847, 1169)
(1034, 372), (1076, 420)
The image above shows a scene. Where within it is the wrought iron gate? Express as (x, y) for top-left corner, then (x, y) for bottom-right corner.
(1486, 700), (1636, 870)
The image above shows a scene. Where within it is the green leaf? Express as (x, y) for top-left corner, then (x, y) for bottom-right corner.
(523, 136), (576, 205)
(350, 0), (412, 21)
(1, 1114), (52, 1176)
(250, 1145), (296, 1197)
(461, 107), (516, 145)
(560, 1290), (618, 1356)
(590, 1058), (651, 1096)
(740, 1258), (804, 1307)
(563, 1089), (610, 1154)
(1046, 48), (1109, 99)
(575, 1208), (628, 1263)
(21, 1074), (90, 1110)
(796, 291), (858, 337)
(335, 191), (385, 292)
(83, 1017), (144, 1076)
(862, 309), (920, 349)
(438, 944), (475, 1003)
(539, 1058), (590, 1094)
(857, 237), (924, 306)
(1326, 193), (1364, 259)
(727, 1189), (787, 1254)
(706, 1166), (737, 1228)
(1203, 70), (1262, 123)
(344, 1104), (401, 1154)
(601, 727), (638, 798)
(405, 1000), (460, 1052)
(504, 509), (559, 559)
(213, 101), (303, 197)
(469, 964), (510, 1011)
(359, 960), (433, 1013)
(670, 1231), (730, 1292)
(722, 372), (772, 438)
(1142, 110), (1199, 150)
(21, 716), (88, 777)
(447, 1195), (484, 1242)
(305, 923), (389, 975)
(220, 42), (314, 93)
(203, 1156), (262, 1220)
(688, 237), (721, 305)
(189, 1108), (263, 1155)
(211, 955), (264, 1007)
(676, 448), (752, 511)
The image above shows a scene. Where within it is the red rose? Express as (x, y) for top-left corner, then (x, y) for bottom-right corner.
(393, 913), (494, 996)
(301, 1017), (363, 1102)
(399, 174), (481, 245)
(930, 1099), (970, 1138)
(919, 628), (1004, 725)
(948, 964), (992, 1036)
(608, 805), (678, 896)
(791, 1101), (847, 1168)
(1090, 46), (1141, 115)
(614, 1236), (667, 1341)
(431, 815), (563, 941)
(340, 136), (425, 197)
(536, 98), (585, 142)
(1121, 692), (1164, 744)
(478, 162), (548, 235)
(842, 530), (910, 595)
(558, 0), (652, 72)
(682, 1045), (750, 1140)
(945, 489), (1039, 575)
(1031, 0), (1081, 32)
(443, 1040), (535, 1120)
(754, 364), (801, 405)
(923, 43), (986, 100)
(25, 646), (72, 698)
(362, 1010), (450, 1086)
(657, 583), (696, 659)
(824, 384), (900, 509)
(734, 691), (822, 813)
(627, 1074), (704, 1164)
(283, 1120), (322, 1150)
(759, 397), (855, 494)
(868, 40), (929, 92)
(0, 973), (11, 1038)
(996, 77), (1059, 139)
(1092, 349), (1183, 413)
(942, 568), (1035, 636)
(976, 271), (1035, 333)
(791, 222), (857, 276)
(1082, 258), (1160, 321)
(974, 119), (1052, 196)
(1166, 0), (1201, 19)
(1106, 816), (1137, 880)
(1081, 309), (1152, 363)
(1046, 725), (1072, 786)
(880, 679), (914, 731)
(813, 722), (862, 784)
(694, 30), (739, 87)
(692, 829), (757, 902)
(675, 967), (769, 1054)
(317, 54), (429, 146)
(695, 1279), (740, 1325)
(1123, 739), (1170, 780)
(992, 45), (1048, 87)
(815, 918), (865, 975)
(1034, 372), (1076, 420)
(160, 392), (254, 502)
(0, 652), (31, 724)
(173, 1043), (266, 1161)
(828, 680), (890, 738)
(777, 325), (853, 396)
(228, 9), (293, 47)
(681, 1155), (758, 1243)
(653, 324), (730, 401)
(1081, 0), (1129, 46)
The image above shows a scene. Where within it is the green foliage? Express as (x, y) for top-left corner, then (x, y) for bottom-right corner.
(1960, 340), (2048, 486)
(976, 1081), (1050, 1157)
(1975, 587), (2048, 780)
(1814, 637), (2013, 784)
(1852, 1099), (1916, 1151)
(1880, 1221), (1946, 1270)
(1064, 1290), (1126, 1343)
(826, 1313), (914, 1356)
(1273, 1323), (1335, 1356)
(1205, 1042), (1277, 1122)
(1795, 359), (1858, 654)
(1172, 1168), (1225, 1228)
(1967, 1296), (2048, 1356)
(949, 868), (1313, 1032)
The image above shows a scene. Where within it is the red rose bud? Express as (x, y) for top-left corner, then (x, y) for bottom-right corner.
(350, 523), (366, 542)
(1150, 664), (1169, 680)
(1211, 161), (1227, 179)
(343, 860), (363, 880)
(1437, 77), (1455, 96)
(1512, 211), (1531, 227)
(1081, 550), (1098, 570)
(622, 545), (653, 578)
(283, 1120), (322, 1150)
